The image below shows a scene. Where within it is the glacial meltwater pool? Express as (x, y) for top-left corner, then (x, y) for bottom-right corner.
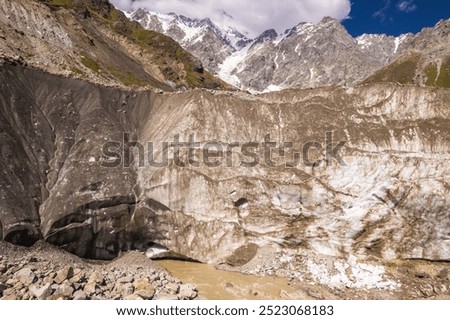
(156, 260), (299, 300)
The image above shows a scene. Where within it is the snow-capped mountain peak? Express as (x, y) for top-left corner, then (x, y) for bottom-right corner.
(126, 8), (447, 93)
(127, 8), (253, 73)
(128, 8), (249, 50)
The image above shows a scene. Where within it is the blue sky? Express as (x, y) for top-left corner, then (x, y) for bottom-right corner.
(113, 0), (449, 38)
(344, 0), (450, 36)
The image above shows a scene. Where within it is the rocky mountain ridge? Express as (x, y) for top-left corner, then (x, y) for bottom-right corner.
(365, 18), (450, 87)
(127, 8), (250, 75)
(128, 8), (450, 92)
(0, 0), (227, 91)
(220, 17), (407, 92)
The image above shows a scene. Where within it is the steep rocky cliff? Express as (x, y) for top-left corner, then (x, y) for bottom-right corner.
(364, 19), (450, 87)
(128, 83), (450, 264)
(1, 62), (449, 267)
(0, 0), (227, 90)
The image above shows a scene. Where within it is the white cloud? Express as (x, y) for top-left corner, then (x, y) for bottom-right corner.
(373, 0), (391, 21)
(396, 0), (417, 13)
(110, 0), (351, 37)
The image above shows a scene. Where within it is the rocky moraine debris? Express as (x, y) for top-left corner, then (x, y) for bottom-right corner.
(0, 241), (198, 300)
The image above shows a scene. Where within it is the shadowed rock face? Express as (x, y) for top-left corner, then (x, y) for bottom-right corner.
(1, 63), (450, 263)
(0, 63), (149, 258)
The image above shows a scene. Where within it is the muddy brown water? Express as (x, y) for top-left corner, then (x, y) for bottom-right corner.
(156, 260), (298, 300)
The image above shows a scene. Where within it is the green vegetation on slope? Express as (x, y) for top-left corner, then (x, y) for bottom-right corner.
(424, 63), (438, 86)
(41, 0), (229, 90)
(364, 53), (420, 85)
(114, 13), (217, 88)
(107, 66), (150, 87)
(81, 56), (100, 73)
(70, 67), (84, 76)
(364, 53), (450, 88)
(47, 0), (73, 6)
(436, 56), (450, 88)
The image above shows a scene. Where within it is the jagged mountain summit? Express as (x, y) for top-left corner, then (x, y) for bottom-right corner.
(365, 18), (450, 87)
(127, 9), (410, 92)
(219, 17), (410, 92)
(128, 8), (450, 92)
(127, 8), (250, 75)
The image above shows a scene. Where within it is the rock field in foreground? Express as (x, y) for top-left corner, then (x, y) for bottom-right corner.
(0, 241), (198, 300)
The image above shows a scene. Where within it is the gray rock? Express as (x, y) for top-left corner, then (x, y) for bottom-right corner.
(133, 278), (155, 299)
(105, 282), (114, 291)
(117, 276), (134, 284)
(2, 288), (16, 297)
(54, 283), (74, 298)
(42, 276), (54, 285)
(226, 243), (258, 266)
(121, 283), (134, 296)
(150, 274), (160, 282)
(134, 278), (153, 291)
(88, 272), (104, 285)
(178, 284), (198, 300)
(164, 283), (179, 295)
(83, 282), (97, 295)
(73, 290), (87, 300)
(47, 293), (66, 300)
(29, 283), (53, 300)
(15, 268), (36, 285)
(135, 289), (155, 300)
(69, 270), (85, 284)
(153, 293), (178, 300)
(54, 267), (74, 284)
(22, 292), (31, 300)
